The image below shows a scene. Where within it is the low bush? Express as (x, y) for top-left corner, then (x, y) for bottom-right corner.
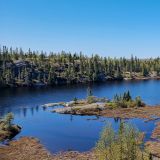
(95, 122), (150, 160)
(87, 96), (97, 104)
(0, 113), (14, 131)
(107, 91), (145, 109)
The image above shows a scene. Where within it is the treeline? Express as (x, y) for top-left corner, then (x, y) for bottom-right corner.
(0, 45), (160, 87)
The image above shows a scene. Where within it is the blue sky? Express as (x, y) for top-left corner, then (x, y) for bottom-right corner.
(0, 0), (160, 58)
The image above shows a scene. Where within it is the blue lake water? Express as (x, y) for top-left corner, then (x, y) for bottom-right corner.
(0, 80), (159, 153)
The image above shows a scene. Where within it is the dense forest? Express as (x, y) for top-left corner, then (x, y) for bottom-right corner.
(0, 45), (160, 87)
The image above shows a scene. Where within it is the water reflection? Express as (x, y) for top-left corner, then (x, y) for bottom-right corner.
(20, 106), (40, 118)
(22, 108), (27, 117)
(114, 117), (121, 123)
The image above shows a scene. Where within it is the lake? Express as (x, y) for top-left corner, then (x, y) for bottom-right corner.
(0, 80), (160, 153)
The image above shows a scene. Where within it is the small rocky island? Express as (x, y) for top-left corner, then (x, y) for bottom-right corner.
(42, 90), (160, 120)
(0, 113), (21, 142)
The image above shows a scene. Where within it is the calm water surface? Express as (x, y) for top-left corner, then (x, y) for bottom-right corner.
(0, 80), (159, 152)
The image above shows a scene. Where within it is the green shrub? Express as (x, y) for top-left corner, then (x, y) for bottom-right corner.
(4, 113), (13, 130)
(112, 91), (145, 108)
(95, 122), (150, 160)
(105, 102), (117, 109)
(116, 101), (128, 108)
(73, 97), (78, 104)
(113, 91), (132, 103)
(0, 113), (14, 131)
(87, 96), (96, 104)
(135, 96), (144, 107)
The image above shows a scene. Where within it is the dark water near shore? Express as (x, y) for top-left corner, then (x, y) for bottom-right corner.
(0, 80), (160, 152)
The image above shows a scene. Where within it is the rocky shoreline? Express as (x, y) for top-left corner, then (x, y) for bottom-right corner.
(50, 101), (160, 120)
(145, 122), (160, 158)
(0, 125), (21, 142)
(0, 113), (21, 142)
(0, 137), (96, 160)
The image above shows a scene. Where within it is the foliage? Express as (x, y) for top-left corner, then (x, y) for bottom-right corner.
(111, 91), (144, 108)
(0, 46), (160, 87)
(95, 122), (150, 160)
(113, 91), (132, 108)
(73, 97), (78, 104)
(135, 96), (144, 107)
(113, 91), (131, 103)
(86, 86), (96, 104)
(0, 112), (14, 131)
(87, 96), (97, 104)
